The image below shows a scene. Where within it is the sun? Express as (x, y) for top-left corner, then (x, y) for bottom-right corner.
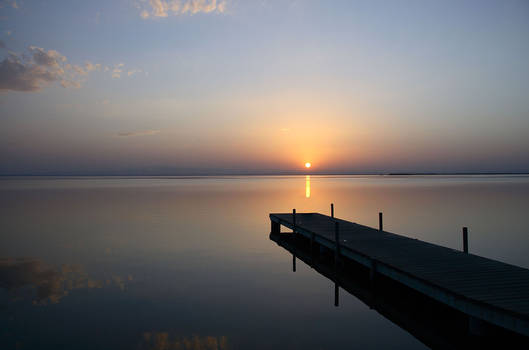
(305, 162), (311, 168)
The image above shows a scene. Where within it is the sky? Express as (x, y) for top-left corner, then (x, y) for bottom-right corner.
(0, 0), (528, 175)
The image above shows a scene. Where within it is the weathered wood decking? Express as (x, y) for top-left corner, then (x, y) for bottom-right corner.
(269, 212), (529, 337)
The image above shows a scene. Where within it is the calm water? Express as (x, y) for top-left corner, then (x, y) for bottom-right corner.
(1, 175), (529, 349)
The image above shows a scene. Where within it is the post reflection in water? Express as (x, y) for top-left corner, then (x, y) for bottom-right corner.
(305, 175), (311, 198)
(334, 280), (339, 307)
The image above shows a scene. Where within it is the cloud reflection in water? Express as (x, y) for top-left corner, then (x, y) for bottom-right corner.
(0, 258), (130, 305)
(139, 333), (229, 350)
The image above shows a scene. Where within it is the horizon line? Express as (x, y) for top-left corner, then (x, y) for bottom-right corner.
(1, 172), (529, 177)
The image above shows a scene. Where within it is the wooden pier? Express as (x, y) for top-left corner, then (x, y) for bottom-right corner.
(269, 212), (529, 337)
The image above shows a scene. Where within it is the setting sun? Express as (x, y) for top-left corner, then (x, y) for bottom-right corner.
(305, 162), (311, 168)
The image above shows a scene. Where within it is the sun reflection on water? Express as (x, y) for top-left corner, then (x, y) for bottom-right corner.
(305, 175), (311, 198)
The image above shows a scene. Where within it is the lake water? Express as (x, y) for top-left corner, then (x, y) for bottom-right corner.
(1, 175), (528, 349)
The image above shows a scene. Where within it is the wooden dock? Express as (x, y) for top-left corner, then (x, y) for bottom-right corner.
(270, 232), (529, 348)
(269, 212), (529, 337)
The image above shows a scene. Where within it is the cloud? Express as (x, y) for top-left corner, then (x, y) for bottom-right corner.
(85, 62), (101, 72)
(149, 0), (169, 17)
(111, 63), (125, 78)
(0, 47), (90, 92)
(116, 129), (161, 137)
(0, 52), (64, 92)
(0, 40), (5, 49)
(140, 10), (150, 19)
(139, 0), (227, 18)
(0, 0), (18, 9)
(0, 47), (139, 92)
(127, 68), (142, 77)
(30, 46), (66, 67)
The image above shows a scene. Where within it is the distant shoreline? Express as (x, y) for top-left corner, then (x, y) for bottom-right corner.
(1, 172), (528, 177)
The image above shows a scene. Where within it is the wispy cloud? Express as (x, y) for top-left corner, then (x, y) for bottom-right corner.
(111, 63), (124, 79)
(116, 129), (161, 137)
(127, 68), (143, 77)
(0, 0), (18, 9)
(0, 46), (140, 92)
(139, 0), (227, 19)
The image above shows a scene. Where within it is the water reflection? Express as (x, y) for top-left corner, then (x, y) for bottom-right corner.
(138, 333), (229, 350)
(1, 176), (529, 349)
(0, 258), (130, 305)
(270, 232), (529, 350)
(305, 175), (310, 198)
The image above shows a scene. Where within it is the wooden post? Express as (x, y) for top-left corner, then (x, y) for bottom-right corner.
(331, 203), (334, 218)
(463, 227), (468, 253)
(379, 212), (383, 231)
(271, 220), (280, 234)
(334, 221), (340, 265)
(293, 254), (296, 272)
(292, 209), (296, 234)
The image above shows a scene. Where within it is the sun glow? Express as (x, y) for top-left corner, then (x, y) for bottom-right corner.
(305, 162), (311, 168)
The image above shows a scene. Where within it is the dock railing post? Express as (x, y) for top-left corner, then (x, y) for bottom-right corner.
(379, 212), (383, 231)
(463, 227), (468, 253)
(334, 221), (340, 266)
(293, 254), (296, 272)
(292, 209), (296, 234)
(331, 203), (334, 218)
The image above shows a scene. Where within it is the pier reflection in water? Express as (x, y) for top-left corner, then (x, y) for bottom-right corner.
(270, 232), (529, 350)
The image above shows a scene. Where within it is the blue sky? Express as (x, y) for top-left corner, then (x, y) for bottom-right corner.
(1, 0), (528, 174)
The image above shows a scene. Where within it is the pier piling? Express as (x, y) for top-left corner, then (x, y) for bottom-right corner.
(463, 227), (469, 253)
(292, 209), (296, 234)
